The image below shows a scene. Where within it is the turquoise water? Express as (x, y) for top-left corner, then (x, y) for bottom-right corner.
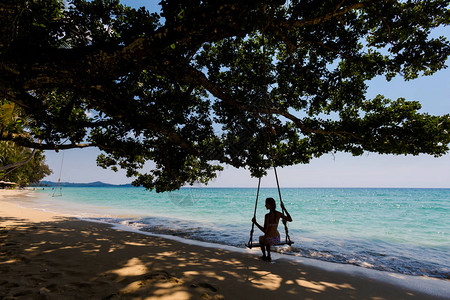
(34, 187), (449, 279)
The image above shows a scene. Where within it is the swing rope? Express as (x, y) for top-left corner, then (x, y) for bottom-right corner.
(274, 165), (292, 245)
(247, 177), (262, 248)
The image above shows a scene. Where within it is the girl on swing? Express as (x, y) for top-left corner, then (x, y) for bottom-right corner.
(252, 197), (292, 262)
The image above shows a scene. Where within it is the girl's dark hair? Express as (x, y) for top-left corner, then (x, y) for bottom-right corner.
(266, 197), (276, 209)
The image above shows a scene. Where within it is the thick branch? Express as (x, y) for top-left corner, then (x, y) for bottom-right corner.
(0, 132), (94, 150)
(0, 149), (36, 172)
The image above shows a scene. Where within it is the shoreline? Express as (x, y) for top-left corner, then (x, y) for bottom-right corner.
(1, 189), (449, 299)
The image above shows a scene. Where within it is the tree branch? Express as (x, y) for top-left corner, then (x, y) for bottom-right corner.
(0, 149), (36, 172)
(0, 132), (94, 150)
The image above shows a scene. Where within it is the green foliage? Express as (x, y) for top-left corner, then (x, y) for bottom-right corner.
(0, 101), (52, 186)
(1, 0), (449, 191)
(0, 142), (52, 186)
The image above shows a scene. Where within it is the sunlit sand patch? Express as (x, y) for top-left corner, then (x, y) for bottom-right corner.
(81, 248), (101, 254)
(183, 270), (225, 281)
(120, 280), (144, 293)
(120, 270), (184, 296)
(208, 257), (242, 266)
(0, 259), (19, 264)
(249, 271), (282, 290)
(106, 243), (130, 253)
(222, 270), (241, 278)
(295, 279), (326, 293)
(24, 246), (40, 252)
(156, 251), (178, 257)
(124, 241), (148, 246)
(285, 279), (295, 285)
(202, 272), (225, 281)
(150, 289), (192, 300)
(295, 279), (355, 293)
(107, 257), (148, 278)
(321, 281), (355, 290)
(41, 245), (83, 254)
(183, 271), (200, 276)
(108, 246), (119, 253)
(228, 258), (245, 265)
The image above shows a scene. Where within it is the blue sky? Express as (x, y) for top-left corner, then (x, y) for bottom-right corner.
(42, 2), (450, 188)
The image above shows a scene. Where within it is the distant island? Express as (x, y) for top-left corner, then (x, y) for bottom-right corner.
(36, 181), (134, 188)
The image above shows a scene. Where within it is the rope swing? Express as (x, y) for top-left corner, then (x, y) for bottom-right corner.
(246, 169), (293, 249)
(246, 12), (293, 249)
(52, 151), (64, 197)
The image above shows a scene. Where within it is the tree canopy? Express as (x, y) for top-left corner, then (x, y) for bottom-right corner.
(1, 0), (449, 191)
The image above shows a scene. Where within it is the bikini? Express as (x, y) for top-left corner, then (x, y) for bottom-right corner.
(266, 223), (280, 245)
(266, 235), (280, 245)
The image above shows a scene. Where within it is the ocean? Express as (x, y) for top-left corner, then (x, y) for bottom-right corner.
(29, 186), (449, 280)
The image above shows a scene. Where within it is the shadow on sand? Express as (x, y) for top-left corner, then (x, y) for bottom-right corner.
(0, 216), (446, 299)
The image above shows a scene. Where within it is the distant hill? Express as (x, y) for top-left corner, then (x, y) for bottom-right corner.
(37, 181), (134, 187)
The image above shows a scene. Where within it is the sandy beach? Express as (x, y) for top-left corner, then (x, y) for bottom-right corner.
(1, 189), (449, 300)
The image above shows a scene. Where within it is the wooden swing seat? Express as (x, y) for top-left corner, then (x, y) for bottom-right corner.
(246, 241), (294, 249)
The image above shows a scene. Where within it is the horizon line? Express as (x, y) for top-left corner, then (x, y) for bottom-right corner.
(38, 181), (450, 189)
